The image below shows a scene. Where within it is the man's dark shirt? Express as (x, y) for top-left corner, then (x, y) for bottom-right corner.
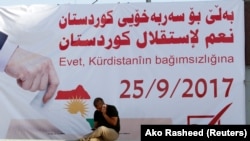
(94, 104), (120, 133)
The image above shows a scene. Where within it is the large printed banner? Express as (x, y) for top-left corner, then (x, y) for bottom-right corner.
(0, 0), (245, 140)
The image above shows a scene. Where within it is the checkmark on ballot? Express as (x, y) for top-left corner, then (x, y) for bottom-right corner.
(208, 102), (232, 125)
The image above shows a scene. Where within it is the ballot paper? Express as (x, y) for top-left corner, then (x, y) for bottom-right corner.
(16, 90), (93, 140)
(30, 90), (46, 109)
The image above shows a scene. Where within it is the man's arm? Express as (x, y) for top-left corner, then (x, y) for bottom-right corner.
(93, 121), (98, 129)
(103, 114), (118, 126)
(102, 105), (119, 126)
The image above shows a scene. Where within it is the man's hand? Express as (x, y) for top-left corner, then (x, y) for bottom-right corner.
(101, 104), (107, 114)
(4, 47), (59, 103)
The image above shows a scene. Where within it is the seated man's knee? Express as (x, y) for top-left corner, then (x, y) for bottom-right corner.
(97, 126), (107, 131)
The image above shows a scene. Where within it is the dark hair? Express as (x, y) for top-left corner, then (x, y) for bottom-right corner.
(93, 97), (104, 107)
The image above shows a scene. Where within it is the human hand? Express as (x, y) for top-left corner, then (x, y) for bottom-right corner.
(4, 47), (59, 104)
(101, 104), (107, 114)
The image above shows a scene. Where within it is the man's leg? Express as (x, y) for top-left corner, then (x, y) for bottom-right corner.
(79, 132), (101, 141)
(89, 137), (102, 141)
(87, 126), (119, 141)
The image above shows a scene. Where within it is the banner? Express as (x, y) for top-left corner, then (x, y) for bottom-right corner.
(0, 0), (245, 140)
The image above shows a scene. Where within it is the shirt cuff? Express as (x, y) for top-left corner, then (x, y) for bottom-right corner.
(0, 40), (18, 72)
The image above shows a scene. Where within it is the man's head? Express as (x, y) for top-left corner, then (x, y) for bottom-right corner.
(93, 97), (105, 111)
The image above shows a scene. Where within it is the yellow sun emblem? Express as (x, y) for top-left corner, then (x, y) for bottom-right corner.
(65, 98), (88, 117)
